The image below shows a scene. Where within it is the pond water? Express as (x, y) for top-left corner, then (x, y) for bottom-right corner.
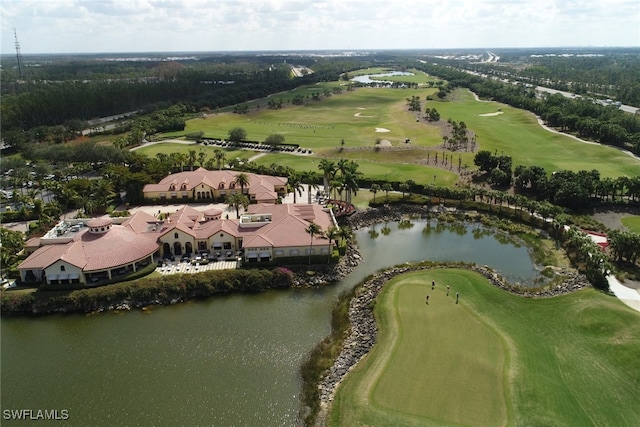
(351, 70), (414, 84)
(1, 220), (537, 426)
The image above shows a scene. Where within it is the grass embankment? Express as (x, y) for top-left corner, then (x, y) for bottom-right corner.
(621, 215), (640, 233)
(329, 268), (640, 426)
(0, 268), (293, 316)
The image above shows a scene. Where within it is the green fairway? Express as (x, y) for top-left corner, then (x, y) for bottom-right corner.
(621, 215), (640, 233)
(152, 74), (639, 186)
(430, 90), (640, 178)
(329, 269), (640, 426)
(134, 143), (256, 163)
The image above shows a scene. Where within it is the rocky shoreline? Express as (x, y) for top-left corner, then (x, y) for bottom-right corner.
(313, 262), (591, 425)
(309, 204), (592, 425)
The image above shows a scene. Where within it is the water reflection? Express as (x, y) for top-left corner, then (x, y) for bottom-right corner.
(1, 219), (539, 427)
(355, 219), (537, 285)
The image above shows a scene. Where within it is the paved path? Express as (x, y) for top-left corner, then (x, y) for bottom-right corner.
(607, 275), (640, 312)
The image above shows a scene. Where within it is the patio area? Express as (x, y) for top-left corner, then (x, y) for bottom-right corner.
(156, 259), (240, 275)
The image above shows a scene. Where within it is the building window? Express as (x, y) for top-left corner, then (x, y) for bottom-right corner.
(223, 242), (232, 250)
(60, 265), (66, 271)
(174, 233), (179, 239)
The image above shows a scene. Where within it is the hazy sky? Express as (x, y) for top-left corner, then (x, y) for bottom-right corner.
(1, 0), (639, 54)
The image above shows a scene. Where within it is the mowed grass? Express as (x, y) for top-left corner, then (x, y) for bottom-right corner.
(430, 89), (640, 178)
(621, 215), (640, 233)
(134, 143), (256, 163)
(329, 269), (640, 427)
(153, 75), (639, 184)
(178, 86), (441, 153)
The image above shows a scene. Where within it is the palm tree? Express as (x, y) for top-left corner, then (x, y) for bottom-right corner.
(337, 225), (353, 246)
(302, 171), (320, 204)
(318, 159), (336, 193)
(399, 182), (409, 198)
(225, 192), (249, 219)
(197, 150), (207, 168)
(370, 183), (381, 202)
(214, 149), (226, 170)
(325, 226), (339, 263)
(175, 152), (188, 172)
(187, 149), (197, 171)
(381, 183), (392, 201)
(306, 222), (322, 265)
(234, 172), (250, 195)
(287, 173), (304, 203)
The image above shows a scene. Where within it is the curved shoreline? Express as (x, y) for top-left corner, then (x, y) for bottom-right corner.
(312, 261), (590, 425)
(307, 204), (595, 425)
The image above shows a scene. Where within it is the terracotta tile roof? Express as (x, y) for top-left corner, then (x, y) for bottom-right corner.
(19, 221), (160, 273)
(143, 169), (286, 199)
(79, 227), (159, 271)
(18, 244), (73, 270)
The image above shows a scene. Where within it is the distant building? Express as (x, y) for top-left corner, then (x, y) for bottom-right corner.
(143, 168), (288, 204)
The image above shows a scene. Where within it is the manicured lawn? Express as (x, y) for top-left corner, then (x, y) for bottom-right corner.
(151, 73), (639, 185)
(250, 153), (458, 187)
(621, 215), (640, 233)
(430, 90), (640, 178)
(329, 269), (640, 426)
(134, 143), (255, 163)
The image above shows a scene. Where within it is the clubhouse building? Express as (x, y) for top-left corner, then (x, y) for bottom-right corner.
(142, 168), (288, 204)
(18, 188), (336, 287)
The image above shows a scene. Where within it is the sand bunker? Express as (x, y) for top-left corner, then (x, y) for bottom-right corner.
(378, 139), (392, 146)
(375, 127), (391, 132)
(479, 111), (504, 117)
(354, 112), (374, 117)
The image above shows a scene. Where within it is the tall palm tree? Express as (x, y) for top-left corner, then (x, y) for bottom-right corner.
(188, 149), (197, 171)
(381, 183), (392, 201)
(325, 226), (339, 263)
(369, 183), (380, 202)
(197, 150), (207, 168)
(214, 149), (226, 170)
(175, 152), (189, 172)
(318, 159), (336, 193)
(287, 173), (304, 203)
(226, 193), (249, 219)
(301, 171), (320, 204)
(234, 172), (250, 195)
(337, 225), (353, 246)
(306, 222), (322, 265)
(93, 179), (114, 213)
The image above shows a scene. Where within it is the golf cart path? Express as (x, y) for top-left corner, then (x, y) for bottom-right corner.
(607, 276), (640, 312)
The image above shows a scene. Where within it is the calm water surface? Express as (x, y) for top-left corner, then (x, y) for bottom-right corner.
(1, 220), (537, 426)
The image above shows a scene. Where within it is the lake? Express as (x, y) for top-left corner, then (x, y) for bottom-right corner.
(1, 220), (537, 426)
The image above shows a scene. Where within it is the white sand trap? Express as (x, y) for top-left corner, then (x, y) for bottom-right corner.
(357, 107), (366, 110)
(354, 112), (374, 117)
(479, 111), (504, 117)
(378, 139), (392, 146)
(375, 127), (391, 133)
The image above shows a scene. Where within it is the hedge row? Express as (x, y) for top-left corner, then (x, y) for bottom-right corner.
(0, 267), (293, 316)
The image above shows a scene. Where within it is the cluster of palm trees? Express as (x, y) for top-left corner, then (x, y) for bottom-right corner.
(306, 222), (353, 264)
(154, 148), (227, 172)
(442, 120), (476, 152)
(317, 158), (360, 203)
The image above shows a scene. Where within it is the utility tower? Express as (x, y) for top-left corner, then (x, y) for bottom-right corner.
(14, 28), (23, 78)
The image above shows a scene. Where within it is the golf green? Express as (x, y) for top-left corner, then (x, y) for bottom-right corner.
(329, 269), (640, 426)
